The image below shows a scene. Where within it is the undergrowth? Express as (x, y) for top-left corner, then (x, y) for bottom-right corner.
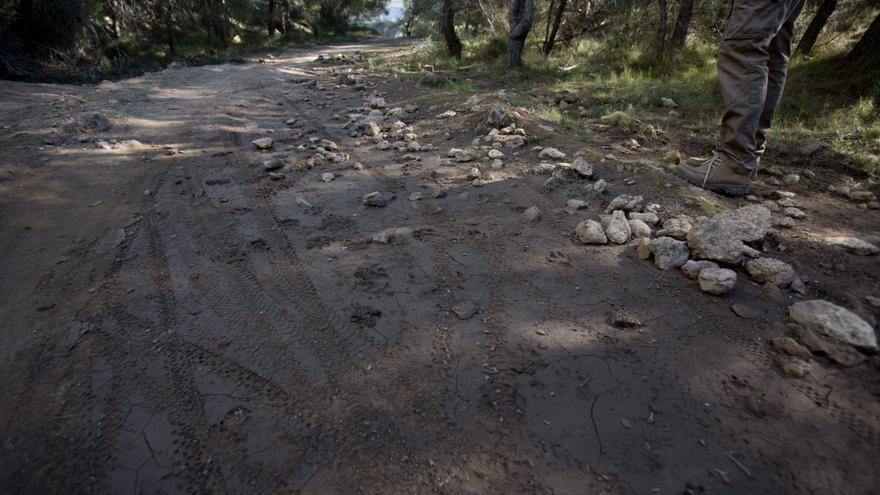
(377, 35), (880, 175)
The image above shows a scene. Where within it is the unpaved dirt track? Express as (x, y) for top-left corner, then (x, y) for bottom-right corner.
(1, 40), (878, 494)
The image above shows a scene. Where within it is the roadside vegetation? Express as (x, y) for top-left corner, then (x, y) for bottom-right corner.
(2, 1), (877, 172)
(0, 0), (388, 82)
(388, 0), (880, 174)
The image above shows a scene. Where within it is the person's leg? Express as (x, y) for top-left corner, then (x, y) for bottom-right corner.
(756, 0), (806, 160)
(716, 0), (791, 172)
(677, 0), (803, 195)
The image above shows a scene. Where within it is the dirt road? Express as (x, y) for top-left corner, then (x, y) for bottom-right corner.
(1, 40), (878, 494)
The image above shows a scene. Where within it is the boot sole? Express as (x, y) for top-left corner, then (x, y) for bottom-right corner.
(703, 183), (751, 196)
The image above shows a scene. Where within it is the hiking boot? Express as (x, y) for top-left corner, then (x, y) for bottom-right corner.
(676, 152), (752, 195)
(686, 154), (760, 179)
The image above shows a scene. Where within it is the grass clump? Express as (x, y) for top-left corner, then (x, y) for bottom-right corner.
(527, 103), (579, 131)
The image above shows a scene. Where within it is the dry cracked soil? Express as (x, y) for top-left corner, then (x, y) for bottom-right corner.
(1, 40), (878, 494)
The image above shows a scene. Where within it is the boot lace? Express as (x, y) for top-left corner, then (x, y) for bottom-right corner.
(702, 153), (725, 188)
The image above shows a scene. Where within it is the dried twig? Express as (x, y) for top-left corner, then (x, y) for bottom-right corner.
(726, 452), (754, 479)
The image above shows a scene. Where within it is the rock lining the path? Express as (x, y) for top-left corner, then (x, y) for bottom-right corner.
(789, 300), (877, 351)
(699, 268), (737, 295)
(687, 205), (771, 264)
(649, 237), (690, 270)
(576, 220), (608, 244)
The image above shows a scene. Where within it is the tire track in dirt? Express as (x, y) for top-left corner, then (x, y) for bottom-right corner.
(277, 82), (566, 489)
(84, 159), (318, 491)
(81, 167), (205, 492)
(154, 158), (333, 388)
(227, 131), (383, 371)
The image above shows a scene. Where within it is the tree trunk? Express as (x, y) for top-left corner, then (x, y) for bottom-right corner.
(543, 0), (556, 49)
(656, 0), (668, 60)
(280, 0), (294, 38)
(267, 0), (276, 38)
(542, 0), (568, 56)
(670, 0), (695, 49)
(158, 2), (175, 56)
(848, 12), (880, 69)
(440, 0), (462, 59)
(507, 0), (536, 69)
(796, 0), (837, 56)
(17, 0), (33, 36)
(214, 0), (229, 45)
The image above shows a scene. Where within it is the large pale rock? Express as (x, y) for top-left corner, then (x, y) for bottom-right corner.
(648, 237), (690, 270)
(605, 195), (644, 214)
(824, 237), (879, 255)
(606, 211), (632, 244)
(681, 260), (718, 280)
(628, 219), (652, 239)
(251, 137), (274, 150)
(746, 258), (796, 287)
(571, 157), (594, 178)
(687, 205), (772, 263)
(777, 355), (811, 377)
(566, 199), (588, 211)
(491, 134), (526, 148)
(789, 300), (877, 351)
(362, 191), (387, 207)
(784, 207), (806, 219)
(698, 268), (737, 295)
(576, 220), (608, 244)
(520, 206), (542, 223)
(539, 147), (566, 160)
(454, 151), (474, 162)
(629, 212), (659, 225)
(656, 216), (693, 240)
(362, 121), (381, 137)
(368, 96), (387, 109)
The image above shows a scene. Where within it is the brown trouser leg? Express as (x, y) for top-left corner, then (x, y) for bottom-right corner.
(717, 0), (806, 171)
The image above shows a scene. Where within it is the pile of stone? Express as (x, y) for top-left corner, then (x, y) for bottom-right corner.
(342, 94), (431, 157)
(335, 70), (367, 89)
(305, 137), (349, 166)
(469, 106), (527, 149)
(575, 195), (659, 246)
(671, 205), (804, 295)
(405, 104), (530, 186)
(477, 126), (527, 149)
(249, 131), (351, 180)
(576, 202), (810, 296)
(444, 147), (502, 186)
(529, 148), (602, 194)
(314, 52), (367, 65)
